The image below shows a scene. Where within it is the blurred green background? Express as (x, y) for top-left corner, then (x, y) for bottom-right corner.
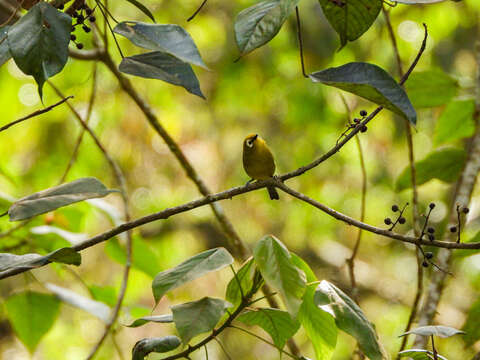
(1, 0), (480, 359)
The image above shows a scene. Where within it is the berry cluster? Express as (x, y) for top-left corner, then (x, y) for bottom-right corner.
(451, 205), (469, 243)
(337, 109), (369, 144)
(68, 3), (96, 50)
(384, 202), (408, 231)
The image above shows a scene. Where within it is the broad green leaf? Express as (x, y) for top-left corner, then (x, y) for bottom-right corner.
(5, 291), (60, 352)
(318, 0), (382, 48)
(237, 308), (300, 349)
(292, 254), (337, 360)
(123, 0), (156, 22)
(234, 0), (298, 56)
(0, 247), (81, 276)
(119, 51), (205, 99)
(126, 314), (173, 327)
(462, 298), (480, 346)
(132, 336), (181, 360)
(225, 258), (255, 306)
(400, 325), (465, 338)
(8, 177), (118, 221)
(30, 225), (88, 245)
(434, 100), (475, 145)
(152, 247), (233, 304)
(315, 281), (388, 360)
(405, 70), (458, 108)
(114, 22), (207, 69)
(396, 148), (466, 191)
(310, 62), (417, 124)
(0, 26), (11, 67)
(398, 349), (448, 360)
(88, 285), (118, 307)
(253, 235), (306, 316)
(7, 2), (71, 99)
(171, 297), (232, 344)
(46, 283), (111, 323)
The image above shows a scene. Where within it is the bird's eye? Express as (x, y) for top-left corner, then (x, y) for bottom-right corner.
(246, 139), (254, 148)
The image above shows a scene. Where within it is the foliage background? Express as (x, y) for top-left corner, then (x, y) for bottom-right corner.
(1, 0), (480, 359)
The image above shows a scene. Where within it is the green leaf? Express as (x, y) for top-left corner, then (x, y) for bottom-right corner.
(30, 225), (88, 245)
(315, 280), (388, 360)
(253, 235), (306, 317)
(126, 314), (173, 327)
(396, 148), (466, 191)
(405, 70), (458, 108)
(88, 285), (118, 307)
(123, 0), (156, 22)
(8, 177), (118, 221)
(462, 298), (480, 346)
(132, 336), (181, 360)
(5, 291), (60, 352)
(152, 247), (234, 304)
(400, 325), (465, 338)
(47, 247), (81, 265)
(7, 2), (71, 99)
(434, 100), (475, 146)
(0, 26), (11, 67)
(237, 308), (300, 349)
(398, 349), (448, 360)
(114, 21), (207, 69)
(310, 62), (417, 125)
(292, 254), (337, 360)
(225, 258), (255, 306)
(119, 51), (205, 99)
(234, 0), (298, 56)
(171, 297), (232, 344)
(45, 283), (111, 322)
(318, 0), (382, 48)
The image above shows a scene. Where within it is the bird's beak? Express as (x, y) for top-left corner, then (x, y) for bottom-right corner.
(253, 134), (258, 141)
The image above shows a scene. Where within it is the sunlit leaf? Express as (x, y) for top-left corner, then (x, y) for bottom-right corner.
(132, 336), (181, 360)
(225, 257), (255, 306)
(114, 21), (206, 68)
(126, 314), (173, 327)
(253, 235), (306, 316)
(405, 70), (458, 108)
(318, 0), (382, 48)
(152, 247), (233, 304)
(7, 2), (71, 99)
(398, 349), (448, 360)
(8, 177), (118, 221)
(5, 291), (60, 352)
(172, 297), (232, 344)
(434, 100), (475, 146)
(310, 62), (416, 124)
(123, 0), (156, 22)
(396, 148), (466, 191)
(400, 325), (465, 338)
(315, 280), (388, 360)
(0, 26), (11, 67)
(88, 285), (118, 307)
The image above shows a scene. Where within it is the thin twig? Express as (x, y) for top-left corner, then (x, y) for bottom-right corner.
(95, 0), (124, 58)
(0, 96), (73, 133)
(213, 337), (232, 360)
(295, 6), (307, 78)
(187, 0), (207, 21)
(0, 0), (22, 26)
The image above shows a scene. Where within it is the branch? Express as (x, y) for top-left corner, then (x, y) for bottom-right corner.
(0, 96), (73, 133)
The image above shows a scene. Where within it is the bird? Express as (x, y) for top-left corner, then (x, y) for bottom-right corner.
(243, 134), (279, 200)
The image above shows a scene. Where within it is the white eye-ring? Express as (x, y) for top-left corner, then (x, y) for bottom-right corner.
(246, 139), (254, 148)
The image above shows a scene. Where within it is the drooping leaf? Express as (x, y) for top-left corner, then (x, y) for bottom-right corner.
(152, 247), (233, 304)
(405, 70), (458, 108)
(30, 225), (88, 245)
(119, 51), (205, 98)
(292, 254), (337, 360)
(7, 2), (71, 99)
(45, 283), (111, 323)
(171, 297), (232, 344)
(396, 148), (466, 191)
(400, 325), (465, 338)
(8, 177), (118, 221)
(434, 100), (475, 145)
(238, 308), (300, 349)
(114, 22), (206, 69)
(234, 0), (298, 56)
(315, 280), (388, 360)
(318, 0), (382, 48)
(462, 298), (480, 346)
(310, 62), (417, 124)
(253, 235), (306, 316)
(88, 285), (118, 307)
(126, 314), (173, 328)
(398, 349), (448, 360)
(123, 0), (156, 22)
(0, 26), (11, 67)
(225, 258), (255, 306)
(132, 336), (181, 360)
(5, 291), (60, 352)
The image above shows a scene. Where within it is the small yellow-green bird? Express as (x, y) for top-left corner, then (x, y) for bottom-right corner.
(243, 134), (279, 200)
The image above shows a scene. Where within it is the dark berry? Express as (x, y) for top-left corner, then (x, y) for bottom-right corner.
(82, 25), (91, 33)
(353, 118), (360, 123)
(77, 14), (85, 22)
(360, 110), (367, 117)
(462, 207), (470, 214)
(59, 4), (64, 9)
(70, 34), (76, 41)
(384, 218), (392, 225)
(392, 204), (399, 212)
(429, 203), (435, 209)
(86, 8), (93, 15)
(425, 252), (433, 259)
(89, 16), (96, 22)
(398, 217), (406, 224)
(422, 261), (429, 267)
(360, 125), (367, 133)
(76, 43), (84, 49)
(450, 226), (457, 233)
(427, 227), (435, 234)
(71, 25), (75, 32)
(428, 234), (434, 241)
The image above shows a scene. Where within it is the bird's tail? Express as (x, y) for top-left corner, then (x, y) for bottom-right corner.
(267, 185), (279, 200)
